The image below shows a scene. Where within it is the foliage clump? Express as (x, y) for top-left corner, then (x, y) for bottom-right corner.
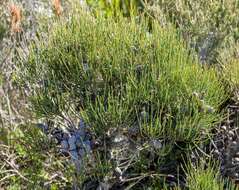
(185, 160), (237, 190)
(147, 0), (239, 65)
(25, 9), (227, 146)
(1, 0), (238, 189)
(223, 59), (239, 102)
(224, 59), (239, 89)
(85, 0), (239, 65)
(0, 125), (74, 189)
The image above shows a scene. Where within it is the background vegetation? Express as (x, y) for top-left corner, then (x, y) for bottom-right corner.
(0, 0), (239, 189)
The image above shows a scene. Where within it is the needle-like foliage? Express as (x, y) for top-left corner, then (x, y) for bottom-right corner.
(23, 8), (227, 144)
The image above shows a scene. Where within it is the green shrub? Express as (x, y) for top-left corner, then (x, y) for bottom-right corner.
(85, 0), (239, 65)
(185, 159), (237, 190)
(223, 59), (239, 103)
(0, 125), (74, 189)
(86, 0), (144, 16)
(147, 0), (239, 65)
(224, 59), (239, 89)
(23, 9), (226, 151)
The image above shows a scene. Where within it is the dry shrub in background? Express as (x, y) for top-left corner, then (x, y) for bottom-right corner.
(52, 0), (63, 16)
(9, 3), (22, 33)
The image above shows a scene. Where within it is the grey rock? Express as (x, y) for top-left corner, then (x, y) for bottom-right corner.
(70, 150), (79, 160)
(235, 152), (239, 157)
(233, 157), (239, 163)
(76, 138), (84, 148)
(68, 135), (77, 150)
(228, 131), (235, 137)
(113, 134), (128, 143)
(221, 125), (227, 131)
(83, 140), (92, 153)
(60, 140), (69, 153)
(231, 141), (238, 148)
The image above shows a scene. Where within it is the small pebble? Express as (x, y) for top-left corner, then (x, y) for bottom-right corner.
(213, 149), (220, 157)
(231, 141), (238, 147)
(221, 126), (227, 131)
(235, 152), (239, 157)
(234, 157), (239, 162)
(113, 134), (127, 143)
(234, 173), (239, 178)
(228, 131), (235, 137)
(151, 139), (162, 150)
(228, 137), (233, 142)
(205, 105), (214, 113)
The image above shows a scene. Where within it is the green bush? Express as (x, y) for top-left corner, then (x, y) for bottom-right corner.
(23, 9), (226, 152)
(85, 0), (239, 65)
(224, 59), (239, 89)
(147, 0), (239, 65)
(185, 159), (237, 190)
(86, 0), (144, 16)
(223, 59), (239, 103)
(0, 125), (74, 189)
